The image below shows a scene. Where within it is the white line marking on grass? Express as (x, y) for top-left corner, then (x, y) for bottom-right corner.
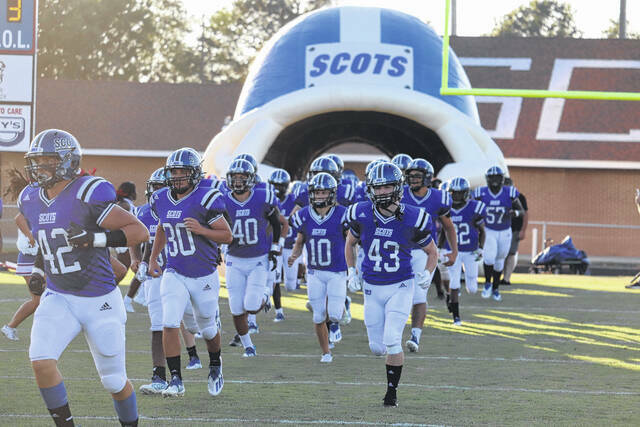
(0, 414), (439, 426)
(463, 305), (638, 314)
(2, 375), (636, 396)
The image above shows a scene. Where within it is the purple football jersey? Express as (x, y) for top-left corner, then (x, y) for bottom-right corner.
(473, 185), (519, 231)
(402, 186), (452, 238)
(347, 201), (433, 286)
(294, 182), (355, 208)
(150, 184), (226, 278)
(136, 202), (166, 267)
(290, 205), (348, 272)
(280, 192), (297, 249)
(445, 200), (486, 252)
(224, 187), (279, 257)
(19, 176), (118, 297)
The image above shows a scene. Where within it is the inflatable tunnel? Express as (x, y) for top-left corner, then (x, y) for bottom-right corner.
(202, 6), (506, 186)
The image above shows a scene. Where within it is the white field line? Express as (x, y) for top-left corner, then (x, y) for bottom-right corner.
(1, 375), (637, 396)
(0, 349), (594, 364)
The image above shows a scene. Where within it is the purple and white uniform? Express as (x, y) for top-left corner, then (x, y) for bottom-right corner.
(294, 181), (355, 208)
(446, 200), (486, 293)
(291, 205), (348, 324)
(150, 184), (226, 339)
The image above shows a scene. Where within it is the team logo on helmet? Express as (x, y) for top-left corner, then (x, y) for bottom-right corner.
(24, 129), (82, 188)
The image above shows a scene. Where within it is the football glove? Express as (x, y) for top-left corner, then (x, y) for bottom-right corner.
(473, 248), (483, 262)
(417, 269), (434, 290)
(65, 222), (94, 248)
(29, 267), (46, 296)
(135, 262), (148, 282)
(268, 244), (280, 271)
(347, 267), (361, 292)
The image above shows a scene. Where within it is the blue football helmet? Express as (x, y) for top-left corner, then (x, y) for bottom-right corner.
(234, 153), (258, 173)
(226, 159), (256, 194)
(146, 167), (166, 201)
(449, 177), (470, 205)
(485, 165), (505, 190)
(391, 153), (413, 173)
(165, 147), (203, 194)
(365, 159), (386, 177)
(341, 169), (358, 182)
(268, 168), (291, 199)
(308, 157), (340, 181)
(405, 158), (434, 189)
(366, 162), (404, 208)
(309, 172), (337, 208)
(24, 129), (82, 188)
(326, 154), (344, 175)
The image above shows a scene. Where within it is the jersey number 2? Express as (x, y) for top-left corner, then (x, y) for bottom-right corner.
(38, 228), (81, 274)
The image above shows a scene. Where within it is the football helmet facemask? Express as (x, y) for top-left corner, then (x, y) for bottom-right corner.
(268, 168), (291, 200)
(146, 167), (166, 202)
(449, 177), (470, 207)
(366, 162), (404, 209)
(226, 159), (256, 194)
(405, 158), (434, 190)
(165, 148), (203, 195)
(485, 166), (505, 192)
(309, 172), (337, 209)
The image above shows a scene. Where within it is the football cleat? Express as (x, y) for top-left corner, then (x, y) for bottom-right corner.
(328, 342), (335, 349)
(123, 295), (135, 313)
(320, 353), (333, 363)
(383, 391), (398, 408)
(1, 325), (18, 341)
(453, 317), (462, 326)
(248, 322), (259, 334)
(492, 290), (502, 302)
(340, 296), (352, 325)
(161, 375), (185, 398)
(243, 345), (257, 357)
(405, 333), (419, 353)
(207, 365), (224, 396)
(186, 356), (202, 370)
(139, 375), (168, 395)
(229, 333), (241, 347)
(481, 284), (492, 299)
(273, 312), (285, 322)
(328, 323), (342, 343)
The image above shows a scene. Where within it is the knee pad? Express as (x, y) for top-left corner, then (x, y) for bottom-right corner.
(312, 308), (327, 324)
(369, 341), (387, 356)
(101, 373), (127, 394)
(200, 324), (218, 341)
(90, 321), (124, 358)
(386, 344), (403, 355)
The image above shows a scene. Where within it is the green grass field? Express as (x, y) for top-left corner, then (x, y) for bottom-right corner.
(1, 272), (639, 426)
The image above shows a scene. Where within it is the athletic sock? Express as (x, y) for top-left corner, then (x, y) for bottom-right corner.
(492, 270), (502, 291)
(248, 314), (257, 324)
(276, 308), (284, 315)
(166, 355), (181, 380)
(209, 350), (222, 367)
(484, 263), (493, 283)
(186, 345), (198, 359)
(411, 327), (422, 343)
(113, 392), (138, 426)
(48, 403), (74, 427)
(152, 366), (166, 381)
(385, 364), (403, 396)
(239, 333), (253, 349)
(451, 302), (460, 319)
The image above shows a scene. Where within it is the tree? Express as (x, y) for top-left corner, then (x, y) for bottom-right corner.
(199, 0), (332, 83)
(37, 0), (197, 82)
(602, 19), (640, 39)
(489, 0), (582, 38)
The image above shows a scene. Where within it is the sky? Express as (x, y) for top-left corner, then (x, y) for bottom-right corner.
(181, 0), (638, 38)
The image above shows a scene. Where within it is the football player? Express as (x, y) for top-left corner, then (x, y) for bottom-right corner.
(292, 157), (355, 213)
(268, 169), (293, 322)
(288, 173), (349, 362)
(134, 168), (172, 395)
(22, 129), (149, 426)
(473, 166), (524, 301)
(222, 159), (286, 357)
(444, 177), (486, 324)
(402, 159), (458, 352)
(149, 148), (232, 397)
(345, 162), (438, 407)
(502, 177), (528, 286)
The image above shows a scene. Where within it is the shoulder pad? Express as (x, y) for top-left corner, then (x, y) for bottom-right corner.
(76, 176), (115, 203)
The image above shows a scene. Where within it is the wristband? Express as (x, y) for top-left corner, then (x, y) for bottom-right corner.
(93, 232), (107, 248)
(348, 267), (357, 276)
(278, 237), (285, 247)
(32, 266), (45, 277)
(270, 243), (281, 252)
